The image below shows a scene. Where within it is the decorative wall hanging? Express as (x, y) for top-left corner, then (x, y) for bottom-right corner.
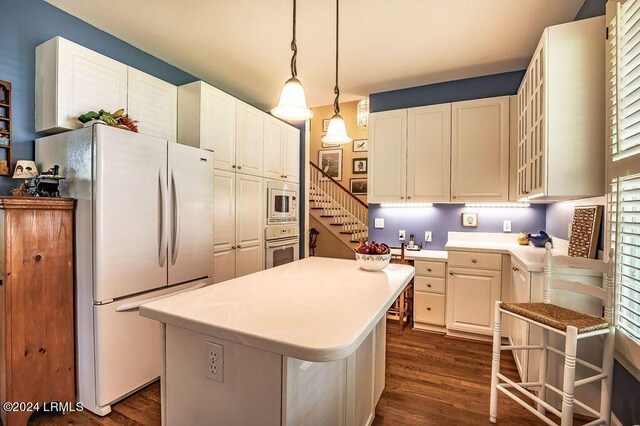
(318, 149), (343, 181)
(461, 212), (478, 227)
(352, 158), (367, 174)
(568, 205), (603, 258)
(353, 139), (368, 152)
(350, 178), (367, 195)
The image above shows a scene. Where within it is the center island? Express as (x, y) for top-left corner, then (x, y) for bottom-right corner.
(140, 257), (415, 426)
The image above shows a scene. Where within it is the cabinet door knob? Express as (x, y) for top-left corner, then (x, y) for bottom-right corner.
(427, 283), (432, 288)
(426, 307), (431, 311)
(237, 166), (242, 170)
(512, 266), (519, 271)
(471, 259), (478, 263)
(449, 271), (454, 276)
(452, 195), (457, 199)
(427, 268), (432, 272)
(407, 196), (412, 200)
(400, 196), (404, 200)
(232, 165), (236, 168)
(34, 254), (42, 262)
(237, 245), (242, 249)
(231, 246), (236, 249)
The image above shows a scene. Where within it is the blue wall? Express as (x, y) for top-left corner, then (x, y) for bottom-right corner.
(369, 204), (546, 250)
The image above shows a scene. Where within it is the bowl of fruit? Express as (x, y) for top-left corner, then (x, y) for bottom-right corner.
(354, 241), (392, 271)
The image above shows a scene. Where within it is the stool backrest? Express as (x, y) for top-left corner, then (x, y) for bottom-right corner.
(543, 242), (614, 322)
(391, 243), (411, 265)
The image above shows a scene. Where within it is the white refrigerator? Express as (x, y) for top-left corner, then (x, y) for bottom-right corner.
(36, 124), (214, 416)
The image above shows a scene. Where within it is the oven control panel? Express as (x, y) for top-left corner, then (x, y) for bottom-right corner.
(265, 224), (299, 240)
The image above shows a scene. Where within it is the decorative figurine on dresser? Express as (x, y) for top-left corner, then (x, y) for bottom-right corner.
(0, 197), (75, 425)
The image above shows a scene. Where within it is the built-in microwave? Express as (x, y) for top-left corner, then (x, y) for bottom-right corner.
(267, 181), (298, 225)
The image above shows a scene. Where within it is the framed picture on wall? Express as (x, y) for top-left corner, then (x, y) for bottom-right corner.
(323, 119), (331, 133)
(318, 149), (343, 181)
(350, 178), (368, 195)
(353, 139), (368, 152)
(461, 212), (478, 227)
(352, 158), (367, 174)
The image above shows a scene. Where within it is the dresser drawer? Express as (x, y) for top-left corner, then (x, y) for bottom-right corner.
(414, 261), (446, 277)
(448, 251), (502, 270)
(414, 292), (445, 325)
(414, 276), (446, 294)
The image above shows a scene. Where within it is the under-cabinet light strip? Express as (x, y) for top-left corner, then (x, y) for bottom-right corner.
(380, 202), (434, 208)
(464, 202), (530, 208)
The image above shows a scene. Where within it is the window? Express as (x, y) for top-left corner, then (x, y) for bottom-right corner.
(607, 0), (640, 366)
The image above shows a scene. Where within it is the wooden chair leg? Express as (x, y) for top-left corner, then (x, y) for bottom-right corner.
(489, 301), (502, 424)
(560, 326), (578, 426)
(537, 328), (549, 415)
(600, 325), (615, 424)
(398, 291), (405, 329)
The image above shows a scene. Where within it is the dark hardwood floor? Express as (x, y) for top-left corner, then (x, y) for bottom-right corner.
(29, 322), (585, 425)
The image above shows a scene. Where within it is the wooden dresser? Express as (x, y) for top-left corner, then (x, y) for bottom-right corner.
(0, 197), (75, 425)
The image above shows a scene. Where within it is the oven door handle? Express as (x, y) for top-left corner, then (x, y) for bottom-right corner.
(266, 238), (299, 249)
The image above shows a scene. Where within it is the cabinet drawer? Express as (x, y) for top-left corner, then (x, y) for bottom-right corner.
(414, 276), (446, 294)
(414, 261), (446, 277)
(448, 251), (501, 270)
(414, 292), (445, 325)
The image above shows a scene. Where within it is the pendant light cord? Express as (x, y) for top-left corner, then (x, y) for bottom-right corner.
(333, 0), (341, 114)
(290, 0), (298, 78)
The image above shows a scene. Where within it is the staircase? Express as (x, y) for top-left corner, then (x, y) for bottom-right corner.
(309, 162), (368, 251)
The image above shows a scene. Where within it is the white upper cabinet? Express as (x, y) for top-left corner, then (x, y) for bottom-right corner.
(36, 37), (128, 133)
(516, 16), (605, 201)
(284, 126), (300, 183)
(236, 101), (264, 176)
(451, 96), (510, 202)
(178, 81), (237, 170)
(127, 68), (177, 142)
(264, 115), (300, 182)
(368, 109), (407, 203)
(407, 104), (451, 202)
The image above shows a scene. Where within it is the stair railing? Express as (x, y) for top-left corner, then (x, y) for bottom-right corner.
(310, 162), (368, 242)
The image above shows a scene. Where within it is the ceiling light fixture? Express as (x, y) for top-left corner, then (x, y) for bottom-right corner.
(322, 0), (352, 145)
(272, 0), (313, 121)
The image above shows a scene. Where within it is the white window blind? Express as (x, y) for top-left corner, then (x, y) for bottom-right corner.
(608, 0), (640, 346)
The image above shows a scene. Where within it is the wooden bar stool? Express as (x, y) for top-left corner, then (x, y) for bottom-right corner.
(489, 243), (615, 426)
(389, 243), (414, 330)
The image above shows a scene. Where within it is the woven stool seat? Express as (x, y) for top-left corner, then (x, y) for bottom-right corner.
(500, 302), (609, 333)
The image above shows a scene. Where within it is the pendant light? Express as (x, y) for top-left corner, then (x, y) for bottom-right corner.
(322, 0), (352, 144)
(272, 0), (313, 121)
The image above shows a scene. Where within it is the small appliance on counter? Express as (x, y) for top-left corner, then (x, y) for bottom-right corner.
(527, 231), (551, 248)
(406, 234), (422, 251)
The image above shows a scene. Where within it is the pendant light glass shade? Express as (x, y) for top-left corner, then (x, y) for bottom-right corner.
(321, 113), (352, 144)
(272, 77), (313, 121)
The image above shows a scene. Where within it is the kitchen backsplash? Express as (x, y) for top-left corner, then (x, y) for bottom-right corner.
(368, 204), (547, 250)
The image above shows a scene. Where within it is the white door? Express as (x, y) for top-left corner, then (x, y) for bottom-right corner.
(236, 101), (264, 176)
(368, 110), (407, 203)
(203, 84), (237, 170)
(451, 96), (510, 202)
(213, 169), (236, 252)
(236, 245), (264, 278)
(264, 116), (285, 180)
(284, 125), (300, 183)
(94, 126), (168, 302)
(93, 280), (205, 407)
(407, 104), (451, 202)
(57, 37), (128, 130)
(236, 174), (264, 248)
(168, 143), (214, 285)
(447, 268), (501, 335)
(213, 249), (236, 284)
(127, 68), (177, 142)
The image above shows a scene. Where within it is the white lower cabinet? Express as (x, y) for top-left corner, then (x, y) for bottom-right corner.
(446, 251), (502, 336)
(413, 260), (447, 331)
(213, 170), (264, 283)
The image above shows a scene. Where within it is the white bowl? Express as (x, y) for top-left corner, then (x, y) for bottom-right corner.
(355, 252), (392, 271)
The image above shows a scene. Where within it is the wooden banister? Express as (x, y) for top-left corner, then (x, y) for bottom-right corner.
(310, 162), (368, 208)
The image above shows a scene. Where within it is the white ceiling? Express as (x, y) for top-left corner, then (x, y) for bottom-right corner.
(46, 0), (584, 110)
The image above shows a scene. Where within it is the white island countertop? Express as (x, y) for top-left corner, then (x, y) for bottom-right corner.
(140, 257), (414, 362)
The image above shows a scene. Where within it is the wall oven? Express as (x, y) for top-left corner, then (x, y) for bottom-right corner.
(267, 181), (298, 225)
(265, 225), (300, 269)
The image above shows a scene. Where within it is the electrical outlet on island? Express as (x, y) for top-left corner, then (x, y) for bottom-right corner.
(206, 341), (224, 383)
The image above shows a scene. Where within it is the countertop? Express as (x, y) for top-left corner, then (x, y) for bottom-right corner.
(444, 232), (569, 272)
(389, 248), (448, 262)
(140, 257), (415, 362)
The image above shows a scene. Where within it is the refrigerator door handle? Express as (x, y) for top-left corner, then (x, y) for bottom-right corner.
(115, 282), (207, 312)
(158, 169), (168, 267)
(170, 169), (181, 265)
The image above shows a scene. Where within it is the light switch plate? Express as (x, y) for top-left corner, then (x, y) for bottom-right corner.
(424, 231), (432, 242)
(374, 218), (385, 229)
(503, 220), (512, 233)
(399, 230), (406, 241)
